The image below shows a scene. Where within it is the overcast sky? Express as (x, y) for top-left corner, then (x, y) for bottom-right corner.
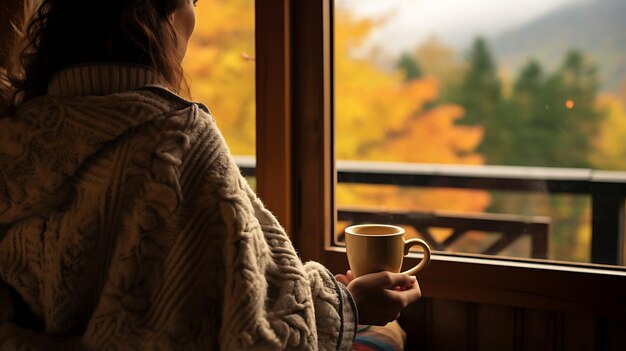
(336, 0), (588, 54)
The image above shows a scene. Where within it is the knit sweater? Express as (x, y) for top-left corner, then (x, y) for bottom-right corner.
(0, 64), (357, 350)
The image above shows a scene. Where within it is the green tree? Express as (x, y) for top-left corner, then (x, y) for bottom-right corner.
(396, 53), (422, 81)
(456, 37), (502, 126)
(491, 52), (603, 263)
(453, 37), (507, 161)
(535, 50), (601, 167)
(514, 59), (544, 96)
(507, 59), (547, 165)
(452, 44), (604, 262)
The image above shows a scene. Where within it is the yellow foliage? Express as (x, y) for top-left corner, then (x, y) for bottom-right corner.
(334, 8), (489, 215)
(590, 94), (626, 170)
(413, 36), (464, 90)
(183, 0), (256, 156)
(334, 10), (438, 160)
(336, 184), (490, 213)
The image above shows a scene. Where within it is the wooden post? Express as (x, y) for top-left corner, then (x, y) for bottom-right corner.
(255, 0), (292, 234)
(291, 0), (333, 262)
(591, 183), (624, 265)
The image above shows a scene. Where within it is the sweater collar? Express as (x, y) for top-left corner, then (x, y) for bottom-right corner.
(47, 63), (161, 96)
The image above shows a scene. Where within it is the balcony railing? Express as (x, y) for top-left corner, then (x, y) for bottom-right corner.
(336, 208), (550, 259)
(235, 156), (626, 265)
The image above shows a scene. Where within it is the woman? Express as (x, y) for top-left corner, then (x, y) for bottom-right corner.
(0, 0), (422, 349)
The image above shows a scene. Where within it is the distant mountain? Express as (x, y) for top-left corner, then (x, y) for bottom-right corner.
(490, 0), (626, 91)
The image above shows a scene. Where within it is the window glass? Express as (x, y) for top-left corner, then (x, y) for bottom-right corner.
(183, 0), (256, 157)
(334, 0), (626, 265)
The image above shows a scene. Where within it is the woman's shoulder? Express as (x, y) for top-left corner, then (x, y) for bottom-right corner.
(136, 84), (211, 115)
(133, 85), (235, 166)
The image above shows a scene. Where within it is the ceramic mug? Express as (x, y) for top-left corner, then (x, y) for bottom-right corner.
(344, 224), (431, 277)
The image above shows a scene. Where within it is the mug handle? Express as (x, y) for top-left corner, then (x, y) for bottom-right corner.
(401, 239), (431, 275)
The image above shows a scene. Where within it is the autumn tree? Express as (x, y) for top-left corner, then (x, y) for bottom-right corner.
(334, 8), (489, 225)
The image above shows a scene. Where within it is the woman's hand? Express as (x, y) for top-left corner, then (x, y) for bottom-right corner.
(336, 271), (421, 326)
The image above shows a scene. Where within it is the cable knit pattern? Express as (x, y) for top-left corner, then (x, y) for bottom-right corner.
(0, 64), (356, 350)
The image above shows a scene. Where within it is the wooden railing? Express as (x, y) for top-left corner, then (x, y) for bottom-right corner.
(235, 157), (626, 265)
(337, 209), (550, 259)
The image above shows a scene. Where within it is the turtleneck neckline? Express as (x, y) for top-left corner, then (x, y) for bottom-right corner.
(47, 63), (162, 96)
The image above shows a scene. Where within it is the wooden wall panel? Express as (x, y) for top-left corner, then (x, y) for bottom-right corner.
(400, 300), (431, 351)
(520, 309), (561, 351)
(400, 298), (626, 351)
(607, 316), (626, 351)
(476, 304), (516, 351)
(563, 312), (595, 351)
(431, 300), (472, 351)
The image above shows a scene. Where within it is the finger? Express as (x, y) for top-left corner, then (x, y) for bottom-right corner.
(347, 270), (354, 281)
(388, 280), (422, 306)
(402, 280), (417, 290)
(376, 272), (417, 288)
(334, 274), (349, 286)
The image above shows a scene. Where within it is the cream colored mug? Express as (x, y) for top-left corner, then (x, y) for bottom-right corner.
(344, 224), (431, 277)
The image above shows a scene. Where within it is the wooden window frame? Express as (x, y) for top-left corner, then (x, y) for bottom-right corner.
(256, 0), (333, 262)
(255, 0), (294, 235)
(256, 0), (626, 318)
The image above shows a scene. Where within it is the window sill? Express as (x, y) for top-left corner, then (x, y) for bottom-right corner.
(323, 248), (626, 315)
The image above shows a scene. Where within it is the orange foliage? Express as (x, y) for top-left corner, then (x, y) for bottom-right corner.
(368, 103), (484, 164)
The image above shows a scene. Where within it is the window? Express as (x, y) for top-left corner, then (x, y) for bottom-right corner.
(251, 5), (625, 342)
(333, 0), (626, 266)
(239, 2), (625, 347)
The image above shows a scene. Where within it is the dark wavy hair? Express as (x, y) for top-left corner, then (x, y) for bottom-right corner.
(6, 0), (189, 106)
